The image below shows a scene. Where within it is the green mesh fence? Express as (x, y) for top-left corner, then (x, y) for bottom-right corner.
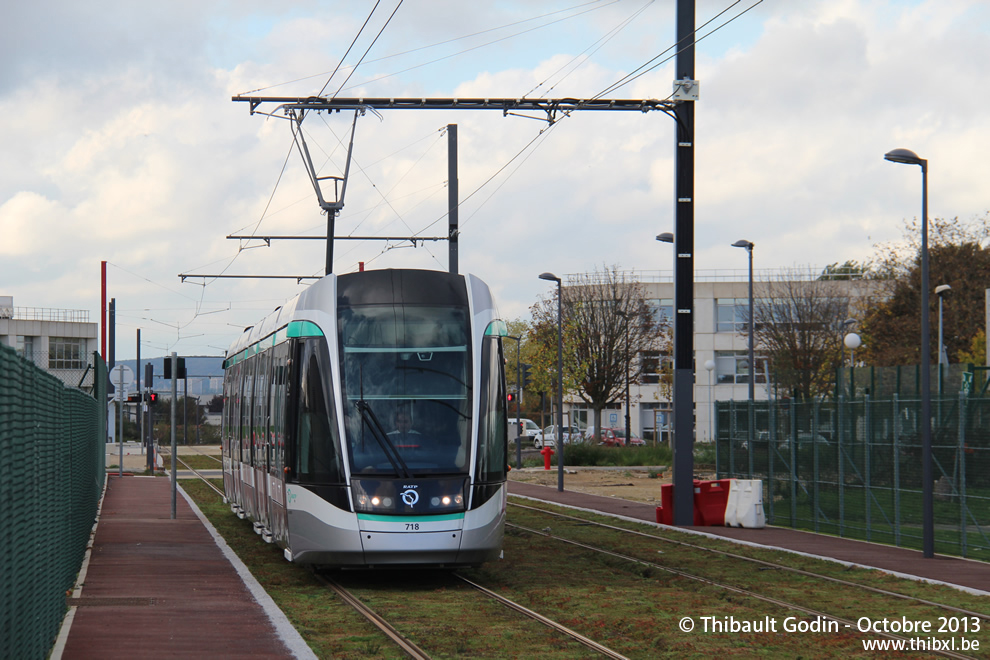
(715, 379), (990, 559)
(0, 345), (105, 659)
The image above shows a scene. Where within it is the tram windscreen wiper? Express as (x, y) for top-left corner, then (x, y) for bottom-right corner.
(355, 400), (412, 479)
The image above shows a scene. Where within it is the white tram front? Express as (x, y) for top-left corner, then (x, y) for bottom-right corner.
(221, 269), (509, 567)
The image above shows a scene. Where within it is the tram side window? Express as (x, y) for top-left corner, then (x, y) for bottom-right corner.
(475, 335), (507, 483)
(295, 339), (345, 484)
(222, 362), (237, 456)
(253, 349), (271, 469)
(240, 361), (254, 465)
(269, 342), (288, 474)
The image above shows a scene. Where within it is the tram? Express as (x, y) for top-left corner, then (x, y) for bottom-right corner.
(221, 268), (509, 567)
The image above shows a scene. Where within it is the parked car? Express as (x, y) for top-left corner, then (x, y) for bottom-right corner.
(592, 427), (646, 447)
(534, 424), (585, 449)
(508, 418), (541, 440)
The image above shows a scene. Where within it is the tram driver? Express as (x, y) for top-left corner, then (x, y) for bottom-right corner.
(388, 410), (421, 448)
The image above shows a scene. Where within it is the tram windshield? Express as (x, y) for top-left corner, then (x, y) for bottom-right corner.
(338, 304), (472, 476)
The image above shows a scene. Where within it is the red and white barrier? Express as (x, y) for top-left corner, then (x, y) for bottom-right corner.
(656, 478), (765, 528)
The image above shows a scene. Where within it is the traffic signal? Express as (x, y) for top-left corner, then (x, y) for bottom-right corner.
(148, 392), (158, 403)
(507, 392), (516, 403)
(520, 363), (532, 390)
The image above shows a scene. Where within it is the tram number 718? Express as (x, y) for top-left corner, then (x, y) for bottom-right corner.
(405, 523), (420, 531)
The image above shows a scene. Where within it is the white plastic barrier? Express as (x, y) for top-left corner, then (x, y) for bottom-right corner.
(724, 479), (765, 528)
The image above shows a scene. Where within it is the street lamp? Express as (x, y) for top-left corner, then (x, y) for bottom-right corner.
(884, 147), (934, 558)
(539, 272), (565, 492)
(616, 310), (632, 446)
(732, 239), (755, 465)
(844, 332), (861, 366)
(656, 232), (674, 244)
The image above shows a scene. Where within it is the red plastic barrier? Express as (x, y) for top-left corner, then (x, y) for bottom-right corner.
(655, 481), (705, 525)
(694, 479), (732, 525)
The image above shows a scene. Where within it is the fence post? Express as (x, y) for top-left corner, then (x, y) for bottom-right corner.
(748, 398), (754, 479)
(958, 390), (967, 557)
(838, 394), (845, 538)
(865, 394), (871, 542)
(714, 401), (721, 477)
(729, 400), (736, 477)
(813, 399), (821, 533)
(893, 393), (901, 547)
(790, 397), (798, 527)
(768, 398), (775, 524)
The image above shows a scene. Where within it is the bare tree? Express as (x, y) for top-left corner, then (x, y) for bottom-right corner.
(752, 272), (855, 399)
(530, 265), (667, 440)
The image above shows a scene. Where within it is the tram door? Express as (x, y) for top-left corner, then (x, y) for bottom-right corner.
(268, 342), (289, 544)
(253, 349), (272, 531)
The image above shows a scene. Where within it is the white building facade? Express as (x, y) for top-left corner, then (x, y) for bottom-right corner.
(0, 295), (99, 390)
(559, 270), (875, 443)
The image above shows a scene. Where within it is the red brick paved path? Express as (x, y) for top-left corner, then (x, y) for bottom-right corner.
(57, 475), (309, 659)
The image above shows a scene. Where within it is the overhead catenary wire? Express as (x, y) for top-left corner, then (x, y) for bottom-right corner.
(236, 0), (616, 97)
(327, 0), (405, 100)
(208, 0), (764, 281)
(315, 0), (383, 99)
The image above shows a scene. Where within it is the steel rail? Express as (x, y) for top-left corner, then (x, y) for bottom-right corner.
(509, 521), (977, 660)
(313, 572), (432, 660)
(510, 502), (990, 621)
(454, 574), (629, 660)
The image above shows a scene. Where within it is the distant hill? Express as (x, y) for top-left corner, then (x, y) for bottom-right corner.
(113, 355), (224, 396)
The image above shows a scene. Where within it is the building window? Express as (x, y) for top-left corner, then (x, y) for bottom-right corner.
(716, 298), (750, 333)
(714, 350), (766, 385)
(16, 336), (35, 360)
(647, 298), (674, 325)
(639, 350), (672, 385)
(49, 337), (86, 370)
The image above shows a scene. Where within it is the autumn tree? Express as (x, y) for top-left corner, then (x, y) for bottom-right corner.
(529, 265), (667, 440)
(861, 215), (990, 367)
(752, 271), (860, 399)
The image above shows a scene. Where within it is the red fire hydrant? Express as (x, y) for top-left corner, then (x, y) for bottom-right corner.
(540, 446), (555, 470)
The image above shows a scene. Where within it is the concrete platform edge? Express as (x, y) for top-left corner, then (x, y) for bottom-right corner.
(177, 483), (318, 660)
(510, 493), (990, 598)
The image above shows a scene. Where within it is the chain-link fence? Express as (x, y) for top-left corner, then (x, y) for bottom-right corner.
(13, 348), (99, 391)
(715, 371), (990, 559)
(0, 345), (106, 659)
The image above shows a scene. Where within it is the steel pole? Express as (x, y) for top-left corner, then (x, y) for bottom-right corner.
(671, 0), (696, 527)
(624, 318), (631, 442)
(556, 281), (565, 492)
(170, 352), (178, 519)
(920, 163), (933, 558)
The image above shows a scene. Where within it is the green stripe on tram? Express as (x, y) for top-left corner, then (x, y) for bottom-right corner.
(287, 320), (324, 337)
(357, 513), (465, 523)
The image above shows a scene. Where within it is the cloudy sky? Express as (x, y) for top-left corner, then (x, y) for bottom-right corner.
(3, 0), (989, 361)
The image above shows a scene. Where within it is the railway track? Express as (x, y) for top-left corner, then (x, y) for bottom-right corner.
(508, 504), (985, 660)
(177, 464), (986, 658)
(178, 463), (630, 658)
(510, 501), (989, 622)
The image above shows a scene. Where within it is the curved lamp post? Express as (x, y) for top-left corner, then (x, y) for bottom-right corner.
(732, 240), (755, 471)
(884, 147), (934, 558)
(539, 272), (565, 492)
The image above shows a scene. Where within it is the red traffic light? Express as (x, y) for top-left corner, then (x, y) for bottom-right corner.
(507, 393), (515, 403)
(148, 392), (158, 403)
